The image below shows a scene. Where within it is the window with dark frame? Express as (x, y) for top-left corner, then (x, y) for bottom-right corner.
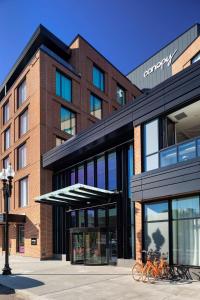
(60, 106), (76, 135)
(17, 80), (27, 108)
(90, 94), (102, 119)
(18, 143), (27, 169)
(3, 156), (9, 169)
(56, 70), (72, 102)
(19, 109), (28, 137)
(3, 101), (9, 125)
(93, 65), (105, 92)
(4, 127), (10, 150)
(116, 85), (126, 106)
(19, 177), (28, 207)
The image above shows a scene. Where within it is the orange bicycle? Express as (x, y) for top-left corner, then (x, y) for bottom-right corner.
(132, 250), (169, 283)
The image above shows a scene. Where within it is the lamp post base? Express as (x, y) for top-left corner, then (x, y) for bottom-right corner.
(2, 265), (12, 275)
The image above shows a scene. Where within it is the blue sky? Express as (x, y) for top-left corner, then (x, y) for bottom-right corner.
(0, 0), (200, 84)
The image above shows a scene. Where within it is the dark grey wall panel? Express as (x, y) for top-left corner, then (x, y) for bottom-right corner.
(131, 158), (200, 201)
(127, 24), (200, 89)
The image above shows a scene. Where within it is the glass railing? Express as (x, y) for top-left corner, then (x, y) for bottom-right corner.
(160, 137), (200, 168)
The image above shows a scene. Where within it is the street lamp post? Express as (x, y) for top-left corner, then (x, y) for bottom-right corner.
(0, 164), (15, 275)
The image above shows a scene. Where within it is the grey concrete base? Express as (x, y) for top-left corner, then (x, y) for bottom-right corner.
(117, 259), (135, 268)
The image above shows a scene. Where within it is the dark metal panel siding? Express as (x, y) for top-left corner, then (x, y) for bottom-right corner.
(127, 24), (199, 89)
(131, 158), (200, 201)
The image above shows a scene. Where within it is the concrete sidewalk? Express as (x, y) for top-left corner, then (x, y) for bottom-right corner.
(0, 256), (199, 300)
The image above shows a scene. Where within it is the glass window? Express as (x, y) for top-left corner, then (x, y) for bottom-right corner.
(144, 201), (168, 222)
(144, 119), (159, 171)
(18, 144), (27, 169)
(56, 70), (72, 102)
(87, 209), (95, 227)
(160, 146), (177, 167)
(19, 109), (28, 137)
(191, 52), (200, 64)
(56, 137), (66, 146)
(78, 165), (84, 184)
(97, 156), (105, 189)
(87, 160), (94, 186)
(19, 177), (28, 207)
(71, 211), (76, 227)
(172, 196), (200, 266)
(60, 107), (76, 135)
(178, 140), (196, 162)
(108, 207), (117, 227)
(128, 144), (134, 198)
(78, 210), (85, 227)
(18, 80), (26, 107)
(3, 156), (9, 169)
(93, 65), (105, 91)
(144, 201), (169, 255)
(3, 101), (9, 124)
(90, 94), (102, 119)
(98, 208), (106, 227)
(70, 169), (75, 185)
(4, 127), (10, 150)
(172, 196), (200, 219)
(108, 152), (117, 191)
(116, 85), (126, 105)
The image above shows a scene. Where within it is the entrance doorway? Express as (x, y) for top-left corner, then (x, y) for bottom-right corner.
(70, 228), (117, 265)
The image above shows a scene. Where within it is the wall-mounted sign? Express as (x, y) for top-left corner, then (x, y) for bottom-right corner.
(31, 238), (37, 245)
(144, 49), (178, 78)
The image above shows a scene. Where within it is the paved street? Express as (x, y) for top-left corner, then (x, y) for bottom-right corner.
(0, 256), (199, 300)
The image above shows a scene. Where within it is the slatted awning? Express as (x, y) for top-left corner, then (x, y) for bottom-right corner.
(35, 184), (118, 209)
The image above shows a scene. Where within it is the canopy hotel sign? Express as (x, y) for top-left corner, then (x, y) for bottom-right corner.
(143, 49), (178, 78)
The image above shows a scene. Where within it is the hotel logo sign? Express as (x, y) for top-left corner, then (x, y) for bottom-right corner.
(144, 49), (178, 78)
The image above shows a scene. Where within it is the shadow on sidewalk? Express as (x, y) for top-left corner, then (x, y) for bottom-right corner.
(0, 275), (44, 290)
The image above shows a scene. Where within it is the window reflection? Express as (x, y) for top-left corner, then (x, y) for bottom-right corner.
(98, 209), (106, 227)
(108, 152), (117, 191)
(79, 210), (85, 227)
(88, 209), (95, 227)
(70, 169), (75, 185)
(78, 165), (84, 184)
(108, 207), (117, 227)
(97, 156), (105, 189)
(87, 161), (94, 186)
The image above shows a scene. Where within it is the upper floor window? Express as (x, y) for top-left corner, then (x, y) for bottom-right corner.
(97, 155), (105, 189)
(18, 143), (27, 169)
(4, 127), (10, 151)
(3, 101), (9, 125)
(70, 169), (76, 185)
(116, 85), (126, 106)
(18, 80), (27, 108)
(78, 164), (84, 184)
(56, 70), (72, 102)
(93, 65), (105, 91)
(3, 156), (9, 169)
(19, 109), (28, 137)
(90, 94), (102, 119)
(19, 177), (28, 207)
(60, 106), (76, 135)
(144, 119), (159, 171)
(191, 52), (200, 64)
(87, 160), (94, 186)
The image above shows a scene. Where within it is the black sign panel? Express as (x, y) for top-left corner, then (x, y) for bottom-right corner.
(31, 238), (37, 245)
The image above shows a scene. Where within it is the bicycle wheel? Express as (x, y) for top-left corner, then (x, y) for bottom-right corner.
(146, 266), (156, 284)
(132, 262), (143, 281)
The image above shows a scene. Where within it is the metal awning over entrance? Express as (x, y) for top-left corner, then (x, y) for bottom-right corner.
(35, 184), (118, 209)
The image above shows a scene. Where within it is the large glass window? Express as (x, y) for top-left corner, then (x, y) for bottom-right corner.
(144, 201), (169, 255)
(98, 208), (106, 227)
(18, 143), (27, 169)
(97, 156), (105, 189)
(90, 94), (102, 119)
(19, 177), (28, 207)
(78, 210), (85, 227)
(56, 70), (72, 102)
(19, 109), (28, 137)
(60, 107), (76, 135)
(78, 164), (84, 184)
(71, 211), (76, 227)
(144, 119), (159, 171)
(116, 85), (126, 105)
(108, 152), (117, 191)
(3, 156), (9, 169)
(128, 144), (134, 198)
(178, 140), (196, 162)
(87, 160), (94, 186)
(87, 209), (95, 227)
(70, 169), (76, 185)
(93, 65), (105, 91)
(172, 196), (200, 266)
(3, 101), (9, 125)
(108, 207), (117, 227)
(4, 127), (10, 150)
(18, 80), (26, 107)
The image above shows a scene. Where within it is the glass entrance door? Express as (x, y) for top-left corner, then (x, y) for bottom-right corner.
(70, 228), (117, 265)
(71, 232), (84, 264)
